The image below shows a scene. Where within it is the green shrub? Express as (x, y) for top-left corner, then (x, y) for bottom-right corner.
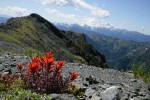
(67, 83), (84, 100)
(132, 64), (150, 82)
(0, 78), (51, 100)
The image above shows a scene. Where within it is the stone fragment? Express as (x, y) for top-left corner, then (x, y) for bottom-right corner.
(101, 86), (123, 100)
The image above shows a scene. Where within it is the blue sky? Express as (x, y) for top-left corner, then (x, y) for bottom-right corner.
(0, 0), (150, 35)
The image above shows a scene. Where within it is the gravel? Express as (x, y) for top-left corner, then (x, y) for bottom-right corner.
(0, 53), (150, 100)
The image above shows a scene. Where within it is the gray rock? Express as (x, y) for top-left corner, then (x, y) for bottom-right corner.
(85, 88), (96, 97)
(101, 86), (123, 100)
(86, 75), (99, 85)
(131, 79), (138, 82)
(148, 83), (150, 91)
(89, 94), (101, 100)
(144, 94), (150, 100)
(0, 65), (4, 71)
(50, 94), (77, 100)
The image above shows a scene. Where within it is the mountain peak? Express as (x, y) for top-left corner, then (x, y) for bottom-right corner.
(28, 13), (51, 24)
(29, 13), (41, 17)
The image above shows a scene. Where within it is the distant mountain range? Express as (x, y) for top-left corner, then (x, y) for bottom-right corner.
(0, 13), (107, 68)
(86, 34), (150, 70)
(0, 17), (9, 23)
(55, 23), (150, 70)
(55, 23), (150, 42)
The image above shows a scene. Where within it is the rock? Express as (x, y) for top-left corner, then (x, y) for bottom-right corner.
(83, 83), (89, 86)
(85, 88), (96, 98)
(85, 75), (99, 85)
(130, 96), (149, 100)
(0, 65), (4, 71)
(131, 79), (138, 82)
(148, 83), (150, 91)
(1, 71), (9, 76)
(99, 84), (110, 90)
(0, 60), (2, 64)
(89, 94), (101, 100)
(3, 68), (12, 74)
(144, 94), (150, 100)
(101, 86), (123, 100)
(50, 93), (77, 100)
(10, 62), (17, 67)
(130, 93), (138, 98)
(138, 91), (147, 96)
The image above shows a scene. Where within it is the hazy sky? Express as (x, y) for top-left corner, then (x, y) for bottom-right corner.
(0, 0), (150, 35)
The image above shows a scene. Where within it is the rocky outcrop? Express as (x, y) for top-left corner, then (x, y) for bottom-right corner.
(0, 53), (149, 100)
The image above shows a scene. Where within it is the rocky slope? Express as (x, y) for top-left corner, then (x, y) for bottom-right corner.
(0, 13), (106, 68)
(0, 53), (150, 100)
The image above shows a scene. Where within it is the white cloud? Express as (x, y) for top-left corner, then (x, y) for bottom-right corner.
(74, 0), (109, 17)
(0, 6), (31, 17)
(41, 0), (69, 5)
(45, 8), (77, 24)
(41, 0), (109, 17)
(45, 8), (112, 28)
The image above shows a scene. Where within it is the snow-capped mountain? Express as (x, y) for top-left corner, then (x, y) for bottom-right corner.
(80, 17), (113, 29)
(55, 23), (150, 42)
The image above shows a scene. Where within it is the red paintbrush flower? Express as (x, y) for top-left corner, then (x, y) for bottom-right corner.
(70, 71), (78, 80)
(40, 57), (54, 67)
(32, 56), (40, 62)
(47, 58), (54, 64)
(26, 62), (41, 73)
(17, 64), (22, 70)
(55, 61), (64, 70)
(57, 61), (64, 66)
(45, 52), (53, 58)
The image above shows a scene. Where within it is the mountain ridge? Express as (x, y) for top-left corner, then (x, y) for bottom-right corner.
(0, 13), (107, 68)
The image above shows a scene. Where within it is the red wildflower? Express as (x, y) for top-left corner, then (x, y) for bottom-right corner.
(26, 62), (41, 73)
(17, 64), (22, 70)
(45, 52), (53, 58)
(57, 61), (64, 66)
(32, 56), (40, 62)
(70, 72), (78, 80)
(55, 61), (64, 70)
(40, 57), (54, 67)
(47, 58), (54, 64)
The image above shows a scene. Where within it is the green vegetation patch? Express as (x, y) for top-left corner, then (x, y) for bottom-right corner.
(0, 79), (51, 100)
(12, 19), (36, 39)
(24, 48), (44, 57)
(0, 32), (23, 46)
(71, 55), (87, 64)
(132, 64), (150, 82)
